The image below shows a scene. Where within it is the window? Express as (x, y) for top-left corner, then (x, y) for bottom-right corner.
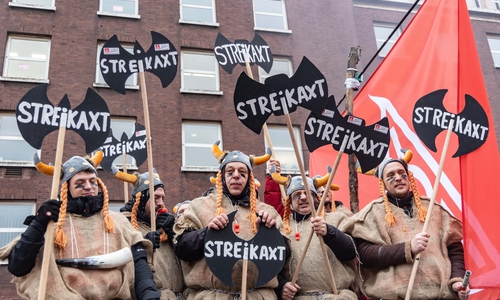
(265, 125), (303, 174)
(180, 0), (217, 25)
(98, 0), (139, 17)
(488, 36), (500, 67)
(181, 51), (221, 94)
(1, 35), (50, 82)
(258, 58), (293, 83)
(9, 0), (55, 9)
(373, 23), (401, 57)
(182, 122), (222, 171)
(108, 118), (138, 169)
(494, 0), (500, 10)
(95, 42), (138, 89)
(0, 202), (35, 251)
(0, 113), (39, 165)
(253, 0), (289, 32)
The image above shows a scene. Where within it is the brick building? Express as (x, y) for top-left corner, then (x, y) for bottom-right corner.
(0, 0), (499, 297)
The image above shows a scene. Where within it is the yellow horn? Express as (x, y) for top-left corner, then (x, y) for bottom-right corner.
(253, 147), (272, 166)
(209, 176), (216, 185)
(211, 140), (224, 159)
(270, 164), (289, 186)
(400, 148), (413, 164)
(33, 153), (54, 176)
(314, 172), (330, 188)
(330, 183), (340, 191)
(90, 150), (104, 168)
(111, 165), (138, 184)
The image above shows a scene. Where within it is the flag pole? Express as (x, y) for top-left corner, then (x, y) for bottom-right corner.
(345, 46), (361, 214)
(404, 119), (455, 299)
(38, 113), (67, 300)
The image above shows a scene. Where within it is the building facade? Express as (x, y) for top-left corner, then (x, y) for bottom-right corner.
(0, 0), (499, 297)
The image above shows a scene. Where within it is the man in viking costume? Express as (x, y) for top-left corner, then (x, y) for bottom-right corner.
(113, 168), (186, 299)
(342, 150), (470, 300)
(0, 152), (160, 300)
(270, 165), (358, 300)
(173, 141), (289, 300)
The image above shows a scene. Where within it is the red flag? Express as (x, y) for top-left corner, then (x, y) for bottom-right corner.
(310, 0), (500, 297)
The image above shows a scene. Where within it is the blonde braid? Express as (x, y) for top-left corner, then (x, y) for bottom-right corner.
(249, 172), (258, 234)
(409, 171), (427, 222)
(98, 178), (114, 233)
(330, 190), (336, 212)
(131, 193), (141, 230)
(215, 171), (226, 216)
(283, 196), (292, 234)
(55, 182), (68, 257)
(380, 179), (397, 226)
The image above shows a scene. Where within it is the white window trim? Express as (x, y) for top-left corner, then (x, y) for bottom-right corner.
(180, 51), (221, 94)
(0, 201), (36, 264)
(265, 125), (304, 174)
(253, 0), (291, 33)
(94, 43), (139, 90)
(181, 122), (222, 172)
(9, 0), (56, 10)
(488, 36), (500, 68)
(0, 113), (40, 166)
(258, 57), (293, 83)
(2, 35), (51, 82)
(179, 0), (219, 26)
(97, 0), (140, 19)
(373, 23), (401, 58)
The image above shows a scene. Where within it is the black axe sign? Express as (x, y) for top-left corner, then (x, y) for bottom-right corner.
(304, 96), (391, 172)
(214, 32), (273, 74)
(99, 31), (178, 94)
(234, 56), (328, 134)
(412, 89), (489, 157)
(205, 211), (286, 288)
(16, 84), (111, 154)
(100, 123), (148, 172)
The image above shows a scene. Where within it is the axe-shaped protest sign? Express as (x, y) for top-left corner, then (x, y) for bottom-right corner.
(205, 211), (286, 289)
(100, 123), (148, 203)
(304, 95), (391, 173)
(99, 32), (178, 244)
(405, 90), (490, 299)
(214, 32), (273, 74)
(233, 56), (342, 293)
(15, 84), (111, 300)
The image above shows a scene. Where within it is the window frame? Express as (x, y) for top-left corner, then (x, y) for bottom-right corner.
(487, 35), (500, 68)
(9, 0), (55, 10)
(179, 0), (219, 26)
(97, 0), (140, 19)
(181, 121), (222, 172)
(258, 57), (293, 83)
(1, 35), (51, 83)
(94, 42), (139, 91)
(252, 0), (291, 33)
(0, 112), (40, 166)
(0, 201), (36, 264)
(373, 22), (401, 58)
(180, 50), (222, 95)
(265, 125), (304, 175)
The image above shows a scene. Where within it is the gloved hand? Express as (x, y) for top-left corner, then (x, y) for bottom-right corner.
(36, 200), (61, 227)
(156, 212), (175, 240)
(145, 230), (161, 250)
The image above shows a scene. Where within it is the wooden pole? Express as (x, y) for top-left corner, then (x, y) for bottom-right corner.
(123, 152), (128, 204)
(38, 113), (67, 300)
(138, 61), (156, 267)
(280, 97), (338, 294)
(290, 135), (349, 290)
(345, 46), (361, 213)
(404, 119), (455, 300)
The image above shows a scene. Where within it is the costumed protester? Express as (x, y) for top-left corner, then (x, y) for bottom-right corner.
(173, 200), (192, 221)
(0, 152), (160, 300)
(264, 158), (285, 217)
(341, 150), (470, 300)
(173, 141), (290, 300)
(270, 163), (358, 300)
(115, 168), (186, 300)
(313, 175), (348, 214)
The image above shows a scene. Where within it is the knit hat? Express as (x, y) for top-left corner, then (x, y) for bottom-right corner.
(211, 140), (271, 233)
(358, 149), (427, 226)
(270, 165), (339, 234)
(33, 150), (114, 255)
